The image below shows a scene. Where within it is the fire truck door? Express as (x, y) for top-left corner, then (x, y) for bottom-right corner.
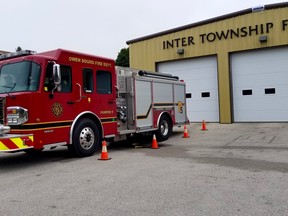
(95, 70), (117, 135)
(42, 64), (75, 144)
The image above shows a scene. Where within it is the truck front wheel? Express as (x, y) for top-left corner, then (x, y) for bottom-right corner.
(69, 118), (101, 157)
(156, 115), (172, 142)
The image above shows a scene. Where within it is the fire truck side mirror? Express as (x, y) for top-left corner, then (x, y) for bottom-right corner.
(53, 64), (61, 85)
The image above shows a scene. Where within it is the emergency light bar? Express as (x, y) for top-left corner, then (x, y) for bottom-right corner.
(0, 50), (37, 60)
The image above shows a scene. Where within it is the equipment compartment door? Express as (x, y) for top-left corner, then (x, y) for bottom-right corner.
(135, 79), (153, 129)
(174, 84), (187, 124)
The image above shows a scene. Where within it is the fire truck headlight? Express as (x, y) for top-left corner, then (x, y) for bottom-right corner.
(7, 106), (28, 125)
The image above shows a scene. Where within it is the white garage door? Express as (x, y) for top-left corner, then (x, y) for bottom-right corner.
(157, 56), (219, 122)
(231, 47), (288, 122)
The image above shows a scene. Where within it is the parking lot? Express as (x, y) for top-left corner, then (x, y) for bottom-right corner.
(0, 123), (288, 216)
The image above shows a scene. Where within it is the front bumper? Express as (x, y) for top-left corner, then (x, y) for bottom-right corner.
(0, 134), (34, 152)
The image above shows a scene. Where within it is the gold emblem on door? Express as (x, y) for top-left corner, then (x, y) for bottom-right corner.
(52, 103), (63, 117)
(177, 101), (183, 113)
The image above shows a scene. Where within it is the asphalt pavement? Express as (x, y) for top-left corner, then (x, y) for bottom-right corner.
(0, 123), (287, 216)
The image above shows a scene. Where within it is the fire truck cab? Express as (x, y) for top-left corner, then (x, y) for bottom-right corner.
(0, 49), (188, 157)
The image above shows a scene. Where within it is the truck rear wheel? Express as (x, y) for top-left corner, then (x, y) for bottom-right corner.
(69, 118), (101, 157)
(156, 115), (172, 142)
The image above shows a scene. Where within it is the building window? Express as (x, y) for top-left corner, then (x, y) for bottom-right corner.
(265, 88), (276, 95)
(242, 89), (252, 95)
(83, 68), (93, 92)
(96, 70), (112, 94)
(201, 92), (210, 98)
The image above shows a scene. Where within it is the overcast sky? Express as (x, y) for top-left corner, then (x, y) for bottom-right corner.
(1, 0), (284, 59)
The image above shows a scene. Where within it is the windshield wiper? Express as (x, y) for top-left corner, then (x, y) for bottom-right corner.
(1, 83), (16, 97)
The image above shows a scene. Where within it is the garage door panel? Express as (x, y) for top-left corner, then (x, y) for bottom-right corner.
(158, 56), (219, 122)
(235, 74), (288, 87)
(232, 47), (288, 122)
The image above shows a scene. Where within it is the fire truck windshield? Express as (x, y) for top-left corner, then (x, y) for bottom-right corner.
(0, 61), (41, 93)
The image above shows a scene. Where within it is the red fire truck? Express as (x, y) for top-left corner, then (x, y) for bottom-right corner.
(0, 49), (188, 157)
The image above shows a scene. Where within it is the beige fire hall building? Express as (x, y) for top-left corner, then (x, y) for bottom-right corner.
(127, 2), (288, 123)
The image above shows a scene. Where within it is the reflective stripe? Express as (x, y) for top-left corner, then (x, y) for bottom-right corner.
(12, 138), (26, 148)
(0, 141), (9, 150)
(0, 135), (34, 151)
(2, 139), (18, 149)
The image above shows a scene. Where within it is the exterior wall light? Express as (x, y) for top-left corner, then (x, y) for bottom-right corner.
(177, 48), (184, 55)
(259, 35), (268, 42)
(252, 5), (265, 12)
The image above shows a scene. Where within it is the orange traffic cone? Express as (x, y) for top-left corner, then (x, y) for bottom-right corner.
(201, 120), (207, 131)
(98, 140), (111, 160)
(151, 134), (159, 149)
(182, 125), (190, 138)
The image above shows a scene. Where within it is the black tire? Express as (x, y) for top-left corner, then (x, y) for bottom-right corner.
(69, 118), (101, 157)
(156, 115), (172, 142)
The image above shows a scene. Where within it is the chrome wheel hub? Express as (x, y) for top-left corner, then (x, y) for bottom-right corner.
(160, 121), (169, 136)
(79, 127), (95, 150)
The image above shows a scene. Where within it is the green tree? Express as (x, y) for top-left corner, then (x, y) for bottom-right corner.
(116, 47), (129, 67)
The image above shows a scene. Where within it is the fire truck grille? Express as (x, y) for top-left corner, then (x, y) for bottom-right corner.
(0, 97), (5, 124)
